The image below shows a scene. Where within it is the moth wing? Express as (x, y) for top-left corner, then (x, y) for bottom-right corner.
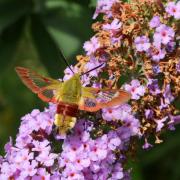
(79, 87), (131, 112)
(15, 66), (61, 103)
(78, 87), (100, 112)
(99, 89), (131, 108)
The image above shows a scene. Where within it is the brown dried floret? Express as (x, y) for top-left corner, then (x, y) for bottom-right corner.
(92, 21), (103, 32)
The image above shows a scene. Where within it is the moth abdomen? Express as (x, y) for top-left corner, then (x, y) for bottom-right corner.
(56, 102), (78, 117)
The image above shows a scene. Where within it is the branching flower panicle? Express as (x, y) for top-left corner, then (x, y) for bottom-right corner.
(0, 0), (180, 179)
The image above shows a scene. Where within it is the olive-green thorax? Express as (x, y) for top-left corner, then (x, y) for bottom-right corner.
(60, 74), (82, 104)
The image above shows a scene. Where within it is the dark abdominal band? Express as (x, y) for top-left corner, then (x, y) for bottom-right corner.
(56, 102), (78, 117)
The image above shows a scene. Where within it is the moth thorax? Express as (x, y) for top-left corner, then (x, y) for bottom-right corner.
(56, 102), (78, 117)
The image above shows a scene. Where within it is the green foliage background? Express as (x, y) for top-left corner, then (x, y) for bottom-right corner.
(0, 0), (180, 179)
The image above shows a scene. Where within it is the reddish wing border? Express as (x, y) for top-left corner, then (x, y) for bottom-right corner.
(15, 67), (59, 103)
(79, 88), (131, 112)
(99, 89), (131, 108)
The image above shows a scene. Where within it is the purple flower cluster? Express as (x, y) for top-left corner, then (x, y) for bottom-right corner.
(146, 78), (175, 127)
(134, 15), (176, 62)
(0, 102), (140, 179)
(59, 120), (128, 180)
(0, 108), (58, 179)
(102, 104), (140, 137)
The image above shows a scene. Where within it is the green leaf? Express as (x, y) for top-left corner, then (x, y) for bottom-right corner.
(139, 128), (180, 166)
(0, 17), (26, 75)
(44, 1), (93, 62)
(30, 14), (67, 78)
(89, 0), (97, 7)
(127, 160), (143, 180)
(0, 20), (47, 154)
(45, 0), (92, 9)
(0, 0), (32, 32)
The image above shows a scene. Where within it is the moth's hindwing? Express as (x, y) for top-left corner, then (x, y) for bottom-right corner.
(79, 87), (131, 112)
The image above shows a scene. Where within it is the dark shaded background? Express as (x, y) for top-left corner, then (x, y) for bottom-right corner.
(0, 0), (180, 179)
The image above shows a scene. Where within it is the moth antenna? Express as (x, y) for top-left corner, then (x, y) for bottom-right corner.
(80, 63), (105, 76)
(55, 42), (74, 74)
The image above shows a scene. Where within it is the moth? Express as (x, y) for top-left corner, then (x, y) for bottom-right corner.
(15, 66), (131, 136)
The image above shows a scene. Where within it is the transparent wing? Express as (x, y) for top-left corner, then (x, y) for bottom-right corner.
(79, 87), (131, 112)
(15, 66), (61, 103)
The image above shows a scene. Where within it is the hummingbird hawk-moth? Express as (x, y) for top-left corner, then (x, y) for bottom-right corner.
(15, 66), (131, 136)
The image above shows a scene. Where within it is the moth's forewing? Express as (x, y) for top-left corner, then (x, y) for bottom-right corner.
(15, 67), (61, 103)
